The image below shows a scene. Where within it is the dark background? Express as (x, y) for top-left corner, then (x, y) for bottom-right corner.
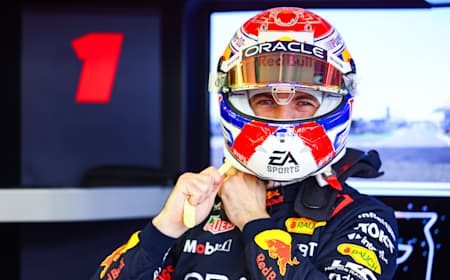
(1, 0), (449, 279)
(380, 196), (449, 280)
(21, 8), (163, 187)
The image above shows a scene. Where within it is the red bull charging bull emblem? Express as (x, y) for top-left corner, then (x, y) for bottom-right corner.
(254, 229), (300, 276)
(99, 231), (140, 279)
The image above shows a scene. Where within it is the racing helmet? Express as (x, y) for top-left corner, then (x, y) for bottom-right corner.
(210, 7), (358, 182)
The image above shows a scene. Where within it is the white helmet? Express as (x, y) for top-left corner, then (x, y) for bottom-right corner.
(210, 7), (357, 183)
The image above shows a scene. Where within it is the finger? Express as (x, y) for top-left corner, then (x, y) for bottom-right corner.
(183, 162), (234, 228)
(184, 174), (215, 205)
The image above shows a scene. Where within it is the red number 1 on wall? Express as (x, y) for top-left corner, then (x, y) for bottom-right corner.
(72, 33), (124, 103)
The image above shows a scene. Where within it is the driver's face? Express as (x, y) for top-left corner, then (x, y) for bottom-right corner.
(248, 91), (320, 120)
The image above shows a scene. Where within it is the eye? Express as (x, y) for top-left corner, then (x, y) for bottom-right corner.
(256, 98), (274, 106)
(249, 93), (275, 106)
(294, 97), (319, 108)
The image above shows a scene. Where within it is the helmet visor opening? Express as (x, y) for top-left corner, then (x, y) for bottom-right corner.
(228, 87), (344, 122)
(226, 52), (344, 92)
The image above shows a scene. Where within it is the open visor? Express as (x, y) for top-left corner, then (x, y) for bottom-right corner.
(225, 52), (345, 93)
(227, 87), (344, 122)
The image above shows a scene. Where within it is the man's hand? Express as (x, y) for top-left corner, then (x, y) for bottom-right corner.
(219, 171), (269, 231)
(153, 166), (223, 238)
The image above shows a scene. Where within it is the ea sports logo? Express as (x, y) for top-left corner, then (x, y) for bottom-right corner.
(268, 151), (298, 166)
(267, 151), (300, 174)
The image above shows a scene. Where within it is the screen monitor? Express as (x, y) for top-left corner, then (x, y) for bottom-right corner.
(20, 6), (166, 187)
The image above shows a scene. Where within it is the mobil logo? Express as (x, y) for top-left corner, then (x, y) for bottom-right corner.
(183, 239), (232, 255)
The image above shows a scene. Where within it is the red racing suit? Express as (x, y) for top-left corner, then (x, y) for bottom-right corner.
(91, 149), (399, 280)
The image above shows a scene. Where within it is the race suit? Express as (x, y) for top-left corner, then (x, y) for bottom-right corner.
(91, 148), (399, 280)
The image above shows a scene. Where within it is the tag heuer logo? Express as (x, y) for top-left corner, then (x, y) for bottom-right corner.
(203, 215), (235, 234)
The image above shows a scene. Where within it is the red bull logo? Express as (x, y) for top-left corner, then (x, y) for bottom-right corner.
(258, 54), (314, 68)
(254, 229), (300, 276)
(99, 231), (140, 279)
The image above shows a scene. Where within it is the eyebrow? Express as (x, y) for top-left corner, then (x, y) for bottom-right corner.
(249, 92), (272, 100)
